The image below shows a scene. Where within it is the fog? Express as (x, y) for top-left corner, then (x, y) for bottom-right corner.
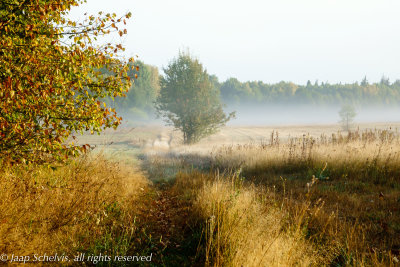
(224, 105), (400, 126)
(117, 105), (400, 128)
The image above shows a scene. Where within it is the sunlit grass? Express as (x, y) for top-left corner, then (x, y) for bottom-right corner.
(4, 126), (399, 266)
(205, 129), (400, 266)
(173, 171), (320, 266)
(0, 154), (150, 264)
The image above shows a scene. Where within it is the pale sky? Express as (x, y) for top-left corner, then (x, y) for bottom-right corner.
(69, 0), (400, 85)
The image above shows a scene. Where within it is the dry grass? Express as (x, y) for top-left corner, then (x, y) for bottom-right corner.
(7, 125), (398, 266)
(173, 171), (323, 267)
(91, 125), (400, 266)
(207, 129), (400, 266)
(0, 154), (149, 264)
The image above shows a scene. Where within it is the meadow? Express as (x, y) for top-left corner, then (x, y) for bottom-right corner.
(139, 123), (400, 266)
(2, 123), (400, 266)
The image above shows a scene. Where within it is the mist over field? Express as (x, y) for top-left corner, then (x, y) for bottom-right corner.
(224, 105), (400, 126)
(106, 59), (400, 130)
(117, 104), (400, 127)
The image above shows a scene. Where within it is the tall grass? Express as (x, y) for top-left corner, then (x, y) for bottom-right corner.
(0, 154), (149, 264)
(173, 171), (324, 266)
(207, 129), (400, 266)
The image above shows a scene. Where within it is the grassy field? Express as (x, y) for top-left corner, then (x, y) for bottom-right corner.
(72, 121), (400, 157)
(2, 122), (400, 266)
(207, 130), (400, 266)
(0, 154), (152, 265)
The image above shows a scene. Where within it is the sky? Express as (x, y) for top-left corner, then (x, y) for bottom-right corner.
(69, 0), (400, 85)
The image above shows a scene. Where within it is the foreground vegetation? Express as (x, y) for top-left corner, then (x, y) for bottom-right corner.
(143, 127), (400, 266)
(2, 127), (400, 266)
(206, 128), (400, 266)
(0, 155), (152, 265)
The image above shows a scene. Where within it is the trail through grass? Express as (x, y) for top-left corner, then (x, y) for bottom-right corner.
(134, 181), (203, 266)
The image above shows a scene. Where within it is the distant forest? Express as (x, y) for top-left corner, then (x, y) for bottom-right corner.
(108, 61), (400, 120)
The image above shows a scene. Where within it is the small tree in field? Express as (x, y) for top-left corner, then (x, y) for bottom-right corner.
(0, 0), (135, 164)
(156, 52), (234, 144)
(339, 104), (357, 131)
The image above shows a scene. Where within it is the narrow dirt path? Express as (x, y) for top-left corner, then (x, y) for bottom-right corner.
(135, 183), (202, 266)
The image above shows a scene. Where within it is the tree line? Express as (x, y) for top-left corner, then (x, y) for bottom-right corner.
(218, 76), (400, 106)
(113, 64), (400, 121)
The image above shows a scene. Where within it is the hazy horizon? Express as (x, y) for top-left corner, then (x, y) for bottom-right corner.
(116, 104), (400, 128)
